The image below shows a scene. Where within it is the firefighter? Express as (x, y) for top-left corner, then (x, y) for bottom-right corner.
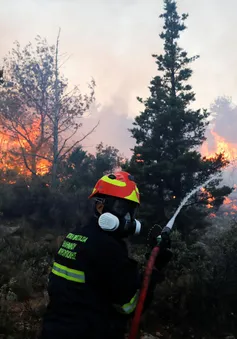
(40, 171), (172, 339)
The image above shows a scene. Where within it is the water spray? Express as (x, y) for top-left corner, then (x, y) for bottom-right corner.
(128, 173), (222, 339)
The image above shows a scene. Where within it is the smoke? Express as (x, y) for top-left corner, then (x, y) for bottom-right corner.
(210, 97), (237, 144)
(79, 95), (135, 158)
(205, 96), (237, 202)
(2, 0), (237, 164)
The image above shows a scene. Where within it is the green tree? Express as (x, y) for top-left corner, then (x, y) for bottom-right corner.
(0, 69), (3, 85)
(60, 143), (122, 192)
(93, 142), (123, 179)
(56, 143), (122, 225)
(124, 0), (231, 237)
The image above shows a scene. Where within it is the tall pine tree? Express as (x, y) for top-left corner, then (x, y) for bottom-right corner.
(124, 0), (231, 238)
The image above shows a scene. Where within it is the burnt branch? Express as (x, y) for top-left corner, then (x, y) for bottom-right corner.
(16, 133), (37, 176)
(57, 128), (78, 158)
(12, 151), (52, 162)
(59, 120), (99, 160)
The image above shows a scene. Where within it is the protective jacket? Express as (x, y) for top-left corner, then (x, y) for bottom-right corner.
(40, 216), (158, 339)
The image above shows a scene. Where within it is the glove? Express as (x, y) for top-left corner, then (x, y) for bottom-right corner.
(145, 226), (173, 271)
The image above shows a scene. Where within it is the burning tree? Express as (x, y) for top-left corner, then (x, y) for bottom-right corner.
(200, 97), (237, 217)
(124, 0), (232, 237)
(0, 32), (96, 186)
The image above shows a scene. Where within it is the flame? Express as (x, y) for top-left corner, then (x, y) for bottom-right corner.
(201, 130), (237, 161)
(136, 154), (144, 163)
(0, 119), (51, 177)
(200, 130), (237, 216)
(200, 187), (215, 209)
(224, 197), (232, 205)
(223, 196), (237, 212)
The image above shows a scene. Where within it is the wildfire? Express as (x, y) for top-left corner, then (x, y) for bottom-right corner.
(223, 196), (237, 211)
(201, 129), (237, 216)
(0, 119), (51, 177)
(200, 187), (215, 209)
(201, 130), (237, 162)
(136, 154), (144, 163)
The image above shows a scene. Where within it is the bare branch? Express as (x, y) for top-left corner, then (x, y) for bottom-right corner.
(59, 53), (72, 69)
(59, 120), (99, 160)
(59, 86), (80, 104)
(57, 128), (78, 158)
(5, 119), (33, 148)
(51, 28), (61, 187)
(0, 32), (96, 182)
(58, 122), (81, 134)
(10, 117), (35, 147)
(15, 133), (37, 176)
(15, 70), (48, 117)
(11, 151), (52, 162)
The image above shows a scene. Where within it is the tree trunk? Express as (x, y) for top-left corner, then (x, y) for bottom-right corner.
(31, 155), (37, 178)
(51, 29), (60, 189)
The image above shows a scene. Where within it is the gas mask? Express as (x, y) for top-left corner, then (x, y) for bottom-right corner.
(96, 196), (141, 237)
(98, 212), (141, 237)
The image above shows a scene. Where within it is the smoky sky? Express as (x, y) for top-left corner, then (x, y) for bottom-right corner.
(1, 0), (237, 156)
(209, 97), (237, 145)
(79, 97), (135, 158)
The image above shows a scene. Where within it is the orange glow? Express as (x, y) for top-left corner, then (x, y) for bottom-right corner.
(120, 158), (127, 165)
(201, 130), (237, 161)
(223, 196), (237, 212)
(200, 130), (237, 216)
(200, 187), (215, 209)
(224, 197), (232, 205)
(136, 154), (144, 163)
(0, 119), (51, 176)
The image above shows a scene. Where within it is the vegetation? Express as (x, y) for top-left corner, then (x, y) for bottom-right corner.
(0, 32), (96, 185)
(123, 0), (231, 240)
(0, 1), (236, 338)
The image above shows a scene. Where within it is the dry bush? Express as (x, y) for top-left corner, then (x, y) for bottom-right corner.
(0, 222), (63, 338)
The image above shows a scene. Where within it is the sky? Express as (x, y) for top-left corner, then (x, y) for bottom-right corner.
(1, 0), (237, 157)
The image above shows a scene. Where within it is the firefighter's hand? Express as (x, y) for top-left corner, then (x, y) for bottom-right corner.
(160, 226), (171, 251)
(145, 226), (172, 271)
(147, 225), (171, 250)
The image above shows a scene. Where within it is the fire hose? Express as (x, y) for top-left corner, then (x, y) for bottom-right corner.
(128, 226), (172, 339)
(128, 175), (221, 338)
